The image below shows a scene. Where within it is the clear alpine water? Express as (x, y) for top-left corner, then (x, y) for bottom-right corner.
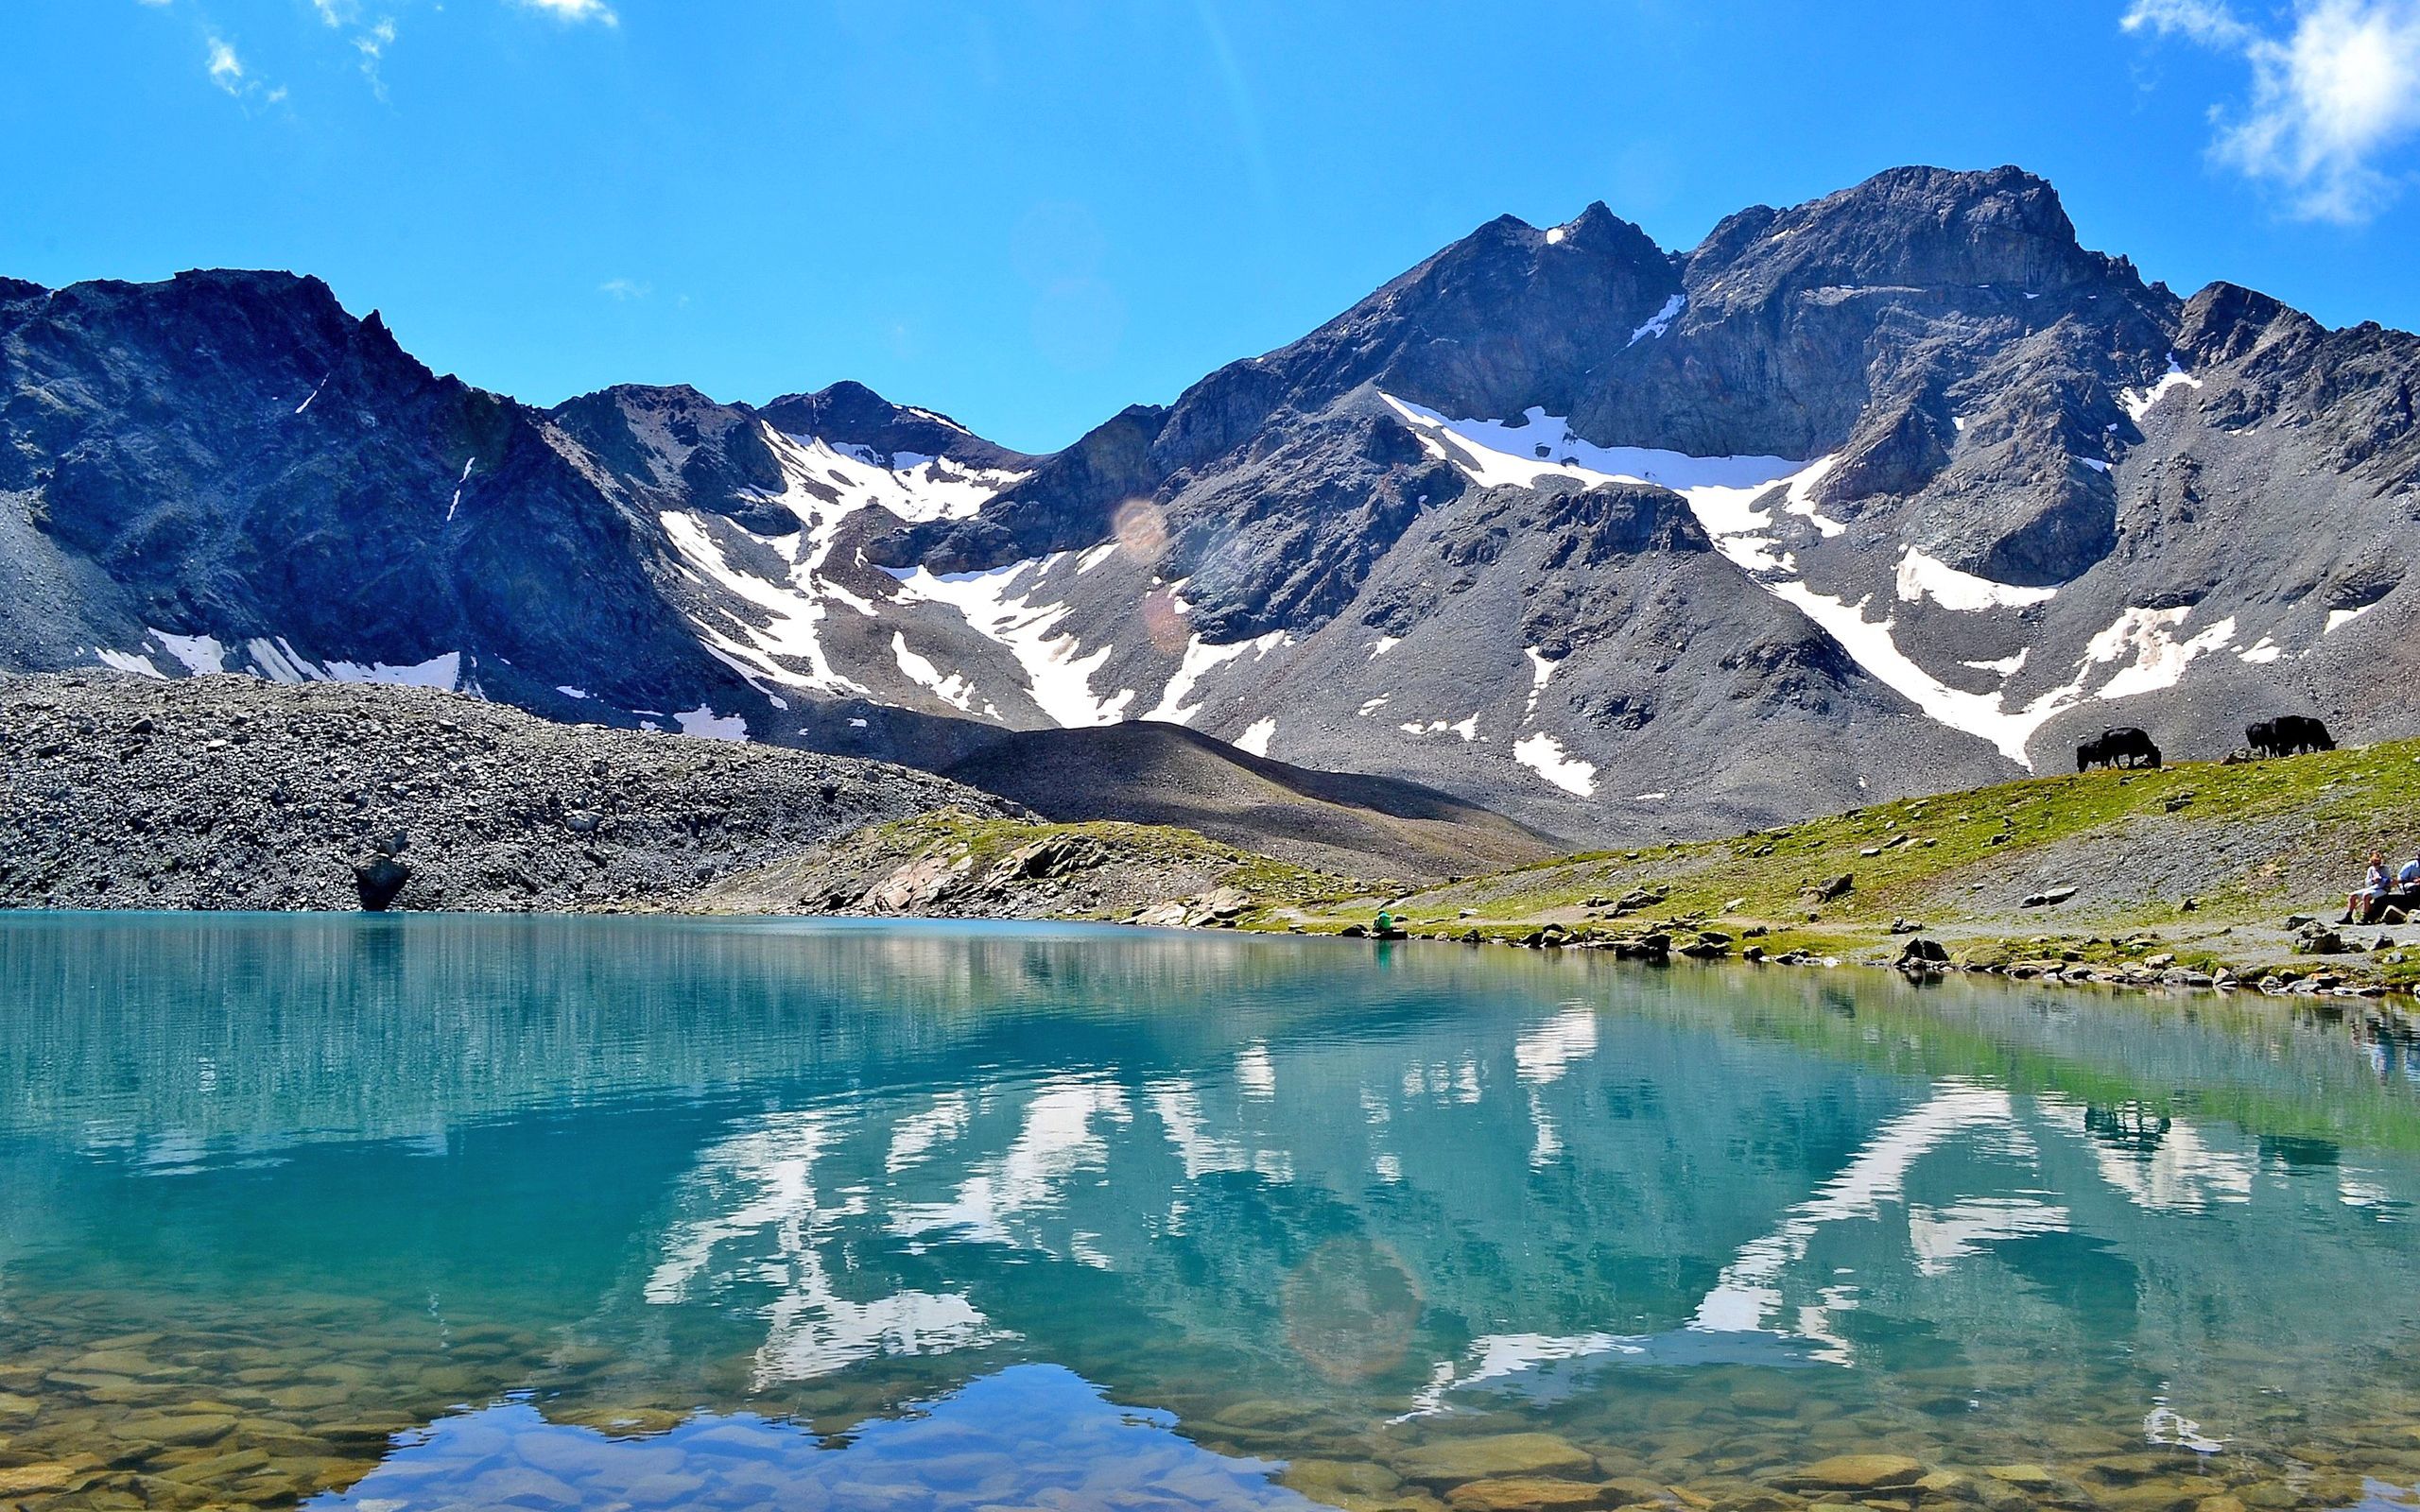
(6, 915), (2420, 1512)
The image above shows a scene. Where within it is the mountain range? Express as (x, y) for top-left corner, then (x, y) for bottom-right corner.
(6, 163), (2414, 843)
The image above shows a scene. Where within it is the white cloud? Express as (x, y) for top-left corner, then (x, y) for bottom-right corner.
(2127, 0), (2420, 220)
(600, 278), (652, 300)
(513, 0), (618, 23)
(205, 35), (245, 92)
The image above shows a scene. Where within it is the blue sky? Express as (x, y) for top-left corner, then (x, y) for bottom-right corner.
(5, 1), (2417, 453)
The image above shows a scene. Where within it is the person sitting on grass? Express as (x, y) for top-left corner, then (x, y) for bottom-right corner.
(2348, 851), (2392, 924)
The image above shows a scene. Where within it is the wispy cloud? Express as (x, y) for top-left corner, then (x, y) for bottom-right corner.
(204, 34), (245, 91)
(302, 0), (400, 94)
(513, 0), (618, 24)
(600, 279), (651, 301)
(2126, 0), (2420, 221)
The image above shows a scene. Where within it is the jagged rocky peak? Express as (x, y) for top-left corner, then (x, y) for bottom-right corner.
(1575, 164), (2182, 471)
(2175, 282), (2319, 367)
(864, 198), (1685, 578)
(547, 383), (792, 533)
(861, 400), (1166, 574)
(1687, 165), (2123, 315)
(5, 268), (370, 438)
(760, 380), (1038, 471)
(1251, 198), (1682, 426)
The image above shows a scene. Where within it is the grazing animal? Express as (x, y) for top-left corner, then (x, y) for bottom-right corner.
(2245, 715), (2337, 758)
(2077, 727), (2161, 772)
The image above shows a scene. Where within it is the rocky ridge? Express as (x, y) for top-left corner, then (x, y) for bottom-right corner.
(685, 809), (1358, 928)
(0, 672), (1013, 913)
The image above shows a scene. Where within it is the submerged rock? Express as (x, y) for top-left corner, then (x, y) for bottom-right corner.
(1782, 1454), (1926, 1491)
(1446, 1476), (1613, 1510)
(1395, 1434), (1597, 1485)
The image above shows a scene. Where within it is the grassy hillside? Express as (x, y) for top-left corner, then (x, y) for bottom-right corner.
(1281, 738), (2420, 989)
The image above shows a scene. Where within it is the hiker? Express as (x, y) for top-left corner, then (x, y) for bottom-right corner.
(2347, 851), (2391, 924)
(2402, 850), (2420, 893)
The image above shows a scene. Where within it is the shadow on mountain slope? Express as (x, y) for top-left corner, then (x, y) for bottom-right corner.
(942, 722), (1563, 883)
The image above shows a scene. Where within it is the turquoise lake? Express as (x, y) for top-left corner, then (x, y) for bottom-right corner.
(7, 915), (2420, 1512)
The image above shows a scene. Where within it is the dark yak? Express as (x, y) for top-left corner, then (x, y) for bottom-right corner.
(2246, 715), (2336, 758)
(2077, 727), (2161, 772)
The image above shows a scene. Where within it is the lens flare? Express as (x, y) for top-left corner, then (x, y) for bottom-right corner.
(1283, 1236), (1422, 1383)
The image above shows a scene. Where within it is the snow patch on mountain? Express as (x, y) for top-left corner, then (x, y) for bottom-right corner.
(886, 560), (1134, 728)
(103, 630), (468, 695)
(2091, 609), (2238, 700)
(1769, 583), (2075, 764)
(1523, 647), (1561, 718)
(320, 652), (464, 691)
(1236, 717), (1277, 757)
(892, 632), (980, 714)
(1513, 732), (1597, 797)
(95, 649), (167, 679)
(661, 510), (865, 697)
(675, 705), (748, 741)
(1385, 396), (2260, 768)
(155, 631), (231, 677)
(1145, 627), (1285, 725)
(1895, 548), (2060, 611)
(1385, 396), (1806, 500)
(1628, 293), (1686, 346)
(2121, 356), (2204, 425)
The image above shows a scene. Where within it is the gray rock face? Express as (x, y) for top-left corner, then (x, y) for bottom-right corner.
(5, 163), (2419, 848)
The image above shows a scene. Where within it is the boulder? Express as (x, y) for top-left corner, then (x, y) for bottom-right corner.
(352, 854), (411, 912)
(2295, 928), (2346, 956)
(1897, 937), (1950, 969)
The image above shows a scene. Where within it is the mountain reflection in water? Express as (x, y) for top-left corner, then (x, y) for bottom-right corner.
(307, 1366), (1315, 1512)
(6, 915), (2420, 1512)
